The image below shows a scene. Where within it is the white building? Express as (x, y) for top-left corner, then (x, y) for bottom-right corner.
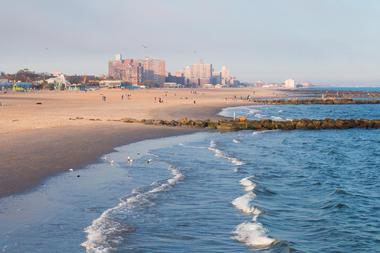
(284, 79), (296, 89)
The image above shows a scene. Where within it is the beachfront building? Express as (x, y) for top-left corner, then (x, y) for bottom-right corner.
(139, 58), (166, 87)
(184, 60), (213, 87)
(108, 56), (144, 84)
(108, 55), (166, 87)
(208, 65), (239, 87)
(162, 82), (182, 88)
(211, 71), (222, 85)
(221, 65), (230, 85)
(165, 72), (185, 86)
(284, 79), (296, 89)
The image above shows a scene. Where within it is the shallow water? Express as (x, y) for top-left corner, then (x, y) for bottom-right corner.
(1, 108), (380, 252)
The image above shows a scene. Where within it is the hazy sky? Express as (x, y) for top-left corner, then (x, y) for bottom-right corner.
(1, 0), (379, 84)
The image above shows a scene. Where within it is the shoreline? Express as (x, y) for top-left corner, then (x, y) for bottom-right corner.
(0, 88), (280, 198)
(0, 123), (203, 198)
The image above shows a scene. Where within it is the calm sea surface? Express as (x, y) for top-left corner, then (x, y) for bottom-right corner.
(1, 102), (380, 252)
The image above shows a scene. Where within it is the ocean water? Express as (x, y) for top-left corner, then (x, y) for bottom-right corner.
(306, 86), (380, 92)
(220, 104), (380, 120)
(1, 107), (380, 252)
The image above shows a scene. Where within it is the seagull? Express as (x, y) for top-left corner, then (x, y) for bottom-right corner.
(142, 45), (148, 49)
(69, 168), (74, 172)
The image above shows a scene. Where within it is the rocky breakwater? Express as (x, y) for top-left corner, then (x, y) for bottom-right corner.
(251, 98), (380, 105)
(118, 117), (380, 132)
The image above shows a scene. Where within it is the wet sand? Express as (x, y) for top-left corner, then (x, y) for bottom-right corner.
(0, 123), (197, 197)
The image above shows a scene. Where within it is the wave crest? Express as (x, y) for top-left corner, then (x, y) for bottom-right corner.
(81, 165), (183, 253)
(208, 140), (245, 166)
(232, 176), (277, 249)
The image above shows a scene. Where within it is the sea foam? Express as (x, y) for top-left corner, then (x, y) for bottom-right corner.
(81, 164), (183, 253)
(232, 222), (276, 249)
(208, 140), (245, 166)
(240, 177), (256, 192)
(232, 176), (276, 249)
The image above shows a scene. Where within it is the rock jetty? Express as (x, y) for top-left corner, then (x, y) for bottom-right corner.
(118, 117), (380, 132)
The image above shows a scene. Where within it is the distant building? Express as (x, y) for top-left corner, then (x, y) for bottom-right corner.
(166, 72), (185, 86)
(184, 60), (213, 87)
(301, 82), (312, 88)
(139, 58), (166, 87)
(108, 55), (165, 87)
(221, 65), (230, 85)
(284, 79), (296, 89)
(99, 80), (122, 88)
(200, 83), (215, 89)
(108, 57), (144, 84)
(211, 71), (221, 85)
(162, 82), (182, 88)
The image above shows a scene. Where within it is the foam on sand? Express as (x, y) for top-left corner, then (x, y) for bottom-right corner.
(81, 164), (183, 253)
(208, 140), (245, 166)
(232, 176), (277, 249)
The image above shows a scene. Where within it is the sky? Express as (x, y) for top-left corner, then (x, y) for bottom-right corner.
(0, 0), (379, 84)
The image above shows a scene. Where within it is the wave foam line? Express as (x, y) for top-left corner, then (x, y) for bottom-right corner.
(232, 176), (277, 249)
(81, 165), (183, 253)
(240, 177), (256, 192)
(208, 140), (245, 166)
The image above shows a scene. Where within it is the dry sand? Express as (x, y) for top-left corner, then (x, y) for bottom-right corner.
(0, 88), (282, 197)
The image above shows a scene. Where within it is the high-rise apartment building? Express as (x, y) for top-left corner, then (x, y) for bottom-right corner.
(108, 55), (143, 84)
(138, 58), (166, 86)
(108, 55), (166, 86)
(184, 60), (213, 86)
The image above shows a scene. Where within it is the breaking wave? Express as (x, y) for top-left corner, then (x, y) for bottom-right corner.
(81, 164), (183, 253)
(208, 140), (245, 166)
(232, 176), (277, 249)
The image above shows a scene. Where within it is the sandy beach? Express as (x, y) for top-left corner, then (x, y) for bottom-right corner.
(0, 88), (282, 197)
